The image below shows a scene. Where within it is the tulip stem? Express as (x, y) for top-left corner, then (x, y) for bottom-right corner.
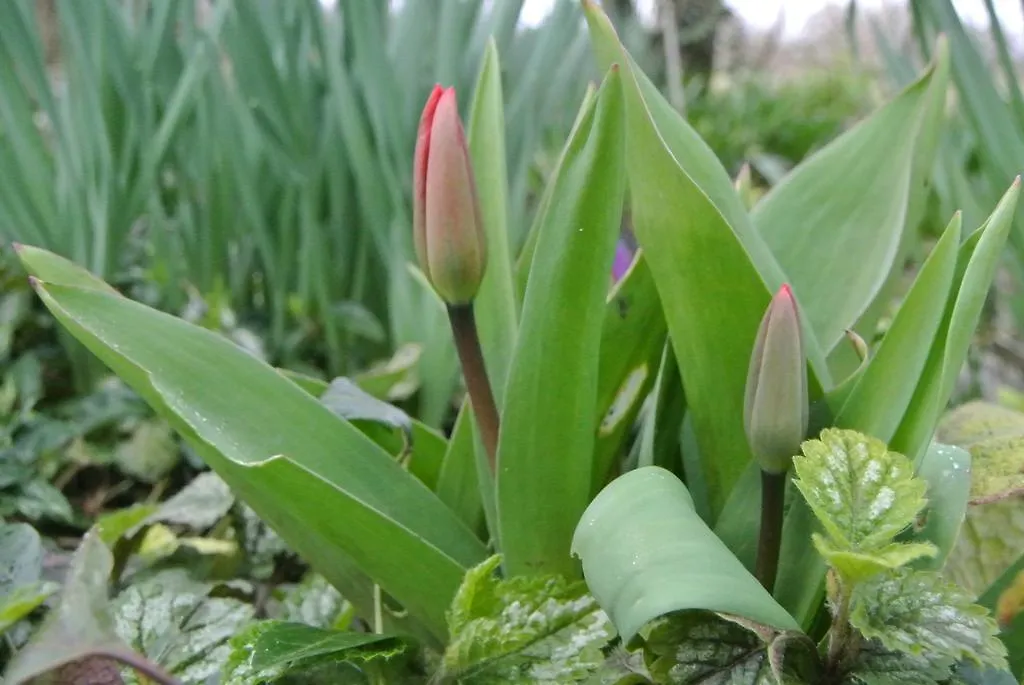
(447, 304), (500, 472)
(755, 470), (787, 593)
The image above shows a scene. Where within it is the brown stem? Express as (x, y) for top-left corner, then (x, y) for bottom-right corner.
(755, 470), (787, 593)
(98, 649), (183, 685)
(447, 304), (500, 472)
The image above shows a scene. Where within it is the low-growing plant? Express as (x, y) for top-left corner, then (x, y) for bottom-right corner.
(3, 2), (1022, 683)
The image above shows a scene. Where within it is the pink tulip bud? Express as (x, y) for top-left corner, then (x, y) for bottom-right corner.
(413, 85), (487, 305)
(744, 284), (809, 474)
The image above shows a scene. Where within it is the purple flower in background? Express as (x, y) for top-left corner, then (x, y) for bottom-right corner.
(611, 239), (634, 283)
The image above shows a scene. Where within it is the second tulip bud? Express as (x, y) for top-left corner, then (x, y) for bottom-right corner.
(744, 284), (809, 474)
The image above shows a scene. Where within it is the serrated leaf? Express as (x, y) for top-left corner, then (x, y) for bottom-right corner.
(222, 620), (406, 685)
(112, 568), (255, 684)
(843, 639), (952, 685)
(813, 536), (936, 583)
(641, 612), (819, 685)
(792, 429), (927, 556)
(439, 555), (614, 684)
(850, 568), (1007, 671)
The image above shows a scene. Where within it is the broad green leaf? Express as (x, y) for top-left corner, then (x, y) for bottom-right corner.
(752, 44), (949, 352)
(571, 467), (799, 642)
(3, 531), (133, 684)
(223, 621), (405, 685)
(318, 377), (446, 489)
(12, 243), (120, 296)
(641, 612), (820, 685)
(892, 180), (1021, 463)
(909, 441), (971, 571)
(792, 429), (927, 554)
(285, 370), (448, 493)
(438, 555), (614, 684)
(496, 67), (625, 577)
(19, 247), (487, 642)
(851, 568), (1007, 671)
(832, 212), (962, 440)
(844, 639), (951, 685)
(582, 1), (830, 518)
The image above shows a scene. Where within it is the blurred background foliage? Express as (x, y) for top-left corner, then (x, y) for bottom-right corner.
(2, 0), (1024, 667)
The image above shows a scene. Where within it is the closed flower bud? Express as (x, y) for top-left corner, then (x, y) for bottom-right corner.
(744, 284), (809, 474)
(413, 85), (487, 305)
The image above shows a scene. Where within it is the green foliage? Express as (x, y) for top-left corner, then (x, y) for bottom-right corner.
(7, 2), (1024, 683)
(640, 612), (819, 685)
(850, 568), (1006, 672)
(0, 522), (57, 634)
(223, 622), (407, 685)
(437, 555), (614, 684)
(792, 429), (936, 581)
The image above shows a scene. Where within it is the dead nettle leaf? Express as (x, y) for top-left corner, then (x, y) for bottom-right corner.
(140, 471), (236, 532)
(936, 401), (1024, 504)
(2, 531), (164, 685)
(112, 568), (254, 684)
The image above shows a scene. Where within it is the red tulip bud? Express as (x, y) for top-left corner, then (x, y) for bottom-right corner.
(744, 284), (809, 474)
(413, 85), (487, 305)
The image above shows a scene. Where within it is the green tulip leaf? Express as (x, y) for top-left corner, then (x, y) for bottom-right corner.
(582, 1), (830, 518)
(17, 246), (487, 643)
(752, 42), (949, 352)
(571, 467), (799, 643)
(496, 66), (625, 577)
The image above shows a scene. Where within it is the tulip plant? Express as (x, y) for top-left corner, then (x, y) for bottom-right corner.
(5, 2), (1024, 684)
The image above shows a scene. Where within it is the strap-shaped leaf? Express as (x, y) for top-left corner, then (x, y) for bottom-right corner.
(572, 467), (799, 642)
(496, 66), (626, 577)
(752, 41), (949, 352)
(832, 212), (961, 441)
(581, 1), (831, 518)
(891, 180), (1021, 463)
(17, 246), (487, 643)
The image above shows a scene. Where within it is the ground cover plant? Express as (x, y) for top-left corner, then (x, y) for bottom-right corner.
(2, 1), (1024, 684)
